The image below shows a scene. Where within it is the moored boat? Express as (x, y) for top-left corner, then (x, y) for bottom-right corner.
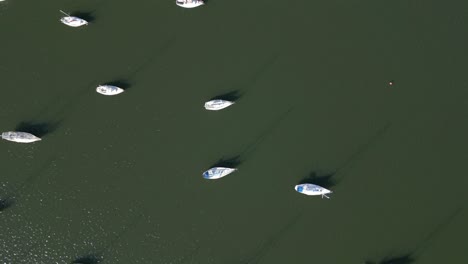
(294, 183), (332, 198)
(1, 131), (41, 143)
(204, 100), (235, 111)
(60, 10), (88, 27)
(96, 85), (124, 96)
(176, 0), (204, 8)
(203, 167), (237, 179)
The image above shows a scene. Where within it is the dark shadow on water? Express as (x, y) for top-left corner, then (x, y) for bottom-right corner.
(210, 155), (242, 168)
(0, 197), (15, 212)
(72, 255), (102, 264)
(364, 253), (416, 264)
(15, 120), (61, 138)
(209, 90), (243, 102)
(105, 79), (133, 90)
(299, 171), (337, 189)
(70, 11), (96, 23)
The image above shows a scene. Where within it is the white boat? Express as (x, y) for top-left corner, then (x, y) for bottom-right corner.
(203, 167), (237, 179)
(96, 85), (124, 96)
(176, 0), (204, 8)
(294, 184), (332, 198)
(1, 131), (41, 143)
(204, 100), (235, 111)
(60, 10), (88, 27)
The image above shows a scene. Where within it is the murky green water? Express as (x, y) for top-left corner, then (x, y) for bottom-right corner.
(1, 0), (467, 263)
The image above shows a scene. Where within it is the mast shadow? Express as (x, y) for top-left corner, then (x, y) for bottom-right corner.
(334, 123), (392, 181)
(364, 208), (462, 264)
(239, 107), (294, 159)
(239, 212), (302, 264)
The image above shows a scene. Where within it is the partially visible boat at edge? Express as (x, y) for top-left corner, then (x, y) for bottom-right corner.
(1, 131), (41, 143)
(96, 85), (124, 96)
(203, 167), (237, 179)
(176, 0), (204, 8)
(204, 100), (235, 111)
(294, 183), (332, 198)
(60, 10), (88, 27)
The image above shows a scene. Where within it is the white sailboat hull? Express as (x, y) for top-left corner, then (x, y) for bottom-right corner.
(294, 184), (332, 197)
(204, 100), (234, 111)
(1, 131), (41, 143)
(176, 0), (204, 8)
(203, 167), (237, 179)
(96, 85), (124, 96)
(60, 16), (88, 27)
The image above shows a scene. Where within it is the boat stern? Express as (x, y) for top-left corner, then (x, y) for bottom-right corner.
(202, 171), (212, 179)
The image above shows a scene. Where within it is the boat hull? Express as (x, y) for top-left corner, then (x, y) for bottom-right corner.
(294, 184), (332, 196)
(96, 85), (124, 96)
(203, 167), (237, 179)
(176, 0), (204, 8)
(1, 131), (41, 143)
(204, 100), (234, 111)
(60, 16), (88, 27)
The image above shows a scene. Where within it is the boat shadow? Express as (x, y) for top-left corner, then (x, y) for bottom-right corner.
(209, 90), (243, 102)
(364, 253), (416, 264)
(104, 79), (133, 90)
(15, 120), (61, 138)
(210, 155), (243, 168)
(70, 11), (96, 23)
(298, 171), (337, 189)
(0, 197), (15, 212)
(72, 254), (103, 264)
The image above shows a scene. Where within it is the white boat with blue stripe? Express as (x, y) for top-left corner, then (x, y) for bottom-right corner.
(294, 184), (332, 198)
(203, 167), (237, 180)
